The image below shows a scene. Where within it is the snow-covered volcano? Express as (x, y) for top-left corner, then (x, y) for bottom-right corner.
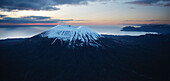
(41, 25), (103, 47)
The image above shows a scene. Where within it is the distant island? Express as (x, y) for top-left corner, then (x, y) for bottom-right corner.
(121, 24), (170, 34)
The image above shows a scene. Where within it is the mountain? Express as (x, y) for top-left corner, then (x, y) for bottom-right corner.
(0, 25), (170, 81)
(121, 24), (170, 34)
(40, 25), (103, 47)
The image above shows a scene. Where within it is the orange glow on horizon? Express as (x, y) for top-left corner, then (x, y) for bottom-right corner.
(0, 21), (169, 26)
(64, 20), (170, 25)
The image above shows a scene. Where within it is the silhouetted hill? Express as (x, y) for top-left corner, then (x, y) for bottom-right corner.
(0, 34), (170, 81)
(121, 24), (170, 34)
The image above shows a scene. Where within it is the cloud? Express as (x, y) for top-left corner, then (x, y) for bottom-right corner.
(23, 16), (51, 20)
(125, 0), (170, 7)
(0, 0), (111, 11)
(164, 3), (170, 6)
(0, 16), (77, 23)
(129, 7), (135, 9)
(0, 15), (7, 17)
(124, 19), (170, 22)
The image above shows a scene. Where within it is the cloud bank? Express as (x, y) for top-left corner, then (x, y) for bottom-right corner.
(124, 19), (170, 22)
(0, 15), (77, 24)
(0, 0), (111, 11)
(125, 0), (170, 7)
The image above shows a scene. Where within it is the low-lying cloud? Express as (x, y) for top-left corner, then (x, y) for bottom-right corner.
(125, 0), (170, 7)
(124, 19), (170, 22)
(0, 15), (80, 24)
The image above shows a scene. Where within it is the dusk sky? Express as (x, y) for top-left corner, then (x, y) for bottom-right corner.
(0, 0), (170, 25)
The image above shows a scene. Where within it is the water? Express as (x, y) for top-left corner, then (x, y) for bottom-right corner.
(0, 25), (158, 40)
(88, 25), (158, 36)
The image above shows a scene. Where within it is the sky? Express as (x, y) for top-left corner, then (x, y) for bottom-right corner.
(0, 0), (170, 25)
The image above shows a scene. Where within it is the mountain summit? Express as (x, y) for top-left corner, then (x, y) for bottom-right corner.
(40, 25), (103, 47)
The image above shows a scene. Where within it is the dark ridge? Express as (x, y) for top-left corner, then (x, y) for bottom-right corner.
(121, 24), (170, 34)
(0, 34), (170, 81)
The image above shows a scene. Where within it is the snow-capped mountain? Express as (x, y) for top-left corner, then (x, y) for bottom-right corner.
(0, 27), (170, 81)
(40, 25), (103, 47)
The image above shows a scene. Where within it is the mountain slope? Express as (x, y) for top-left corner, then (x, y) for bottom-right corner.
(0, 26), (170, 81)
(40, 25), (103, 48)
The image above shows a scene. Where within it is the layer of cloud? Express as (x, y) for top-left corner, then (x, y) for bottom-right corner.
(125, 0), (170, 7)
(0, 15), (7, 17)
(124, 19), (170, 22)
(0, 15), (79, 24)
(0, 0), (111, 11)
